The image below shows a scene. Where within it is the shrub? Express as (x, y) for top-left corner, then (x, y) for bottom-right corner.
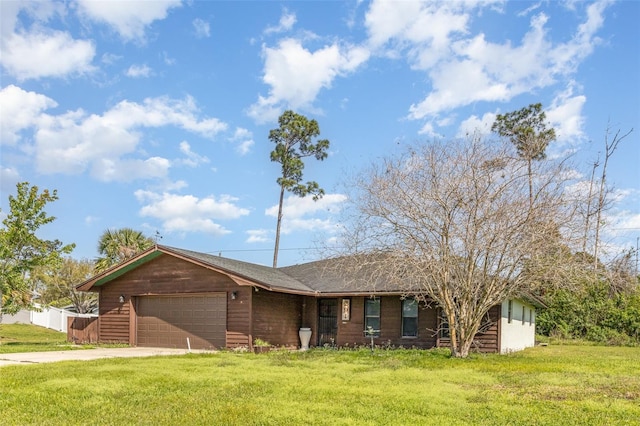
(538, 281), (640, 345)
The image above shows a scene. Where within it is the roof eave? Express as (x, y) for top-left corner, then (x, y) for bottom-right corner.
(76, 246), (161, 292)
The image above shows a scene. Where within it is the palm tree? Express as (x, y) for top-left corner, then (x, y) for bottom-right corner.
(95, 228), (154, 272)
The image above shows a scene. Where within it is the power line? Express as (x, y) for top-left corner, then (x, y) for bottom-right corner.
(208, 247), (323, 255)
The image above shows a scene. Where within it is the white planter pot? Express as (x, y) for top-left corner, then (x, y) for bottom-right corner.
(299, 327), (312, 350)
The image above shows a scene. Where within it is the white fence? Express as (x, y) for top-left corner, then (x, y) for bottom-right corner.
(1, 304), (97, 332)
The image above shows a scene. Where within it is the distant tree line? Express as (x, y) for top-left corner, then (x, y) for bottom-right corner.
(536, 251), (640, 345)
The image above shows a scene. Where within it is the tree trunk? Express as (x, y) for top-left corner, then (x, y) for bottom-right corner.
(582, 161), (598, 253)
(273, 185), (286, 268)
(527, 158), (533, 211)
(451, 341), (471, 358)
(450, 320), (480, 358)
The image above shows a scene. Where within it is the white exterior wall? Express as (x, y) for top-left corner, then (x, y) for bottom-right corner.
(0, 309), (31, 324)
(499, 298), (536, 354)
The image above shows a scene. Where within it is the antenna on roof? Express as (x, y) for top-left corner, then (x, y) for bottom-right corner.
(154, 230), (163, 244)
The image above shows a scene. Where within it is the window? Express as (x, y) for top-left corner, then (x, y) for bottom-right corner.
(522, 306), (526, 325)
(402, 299), (418, 337)
(529, 309), (533, 326)
(439, 309), (450, 338)
(364, 298), (380, 337)
(507, 300), (513, 324)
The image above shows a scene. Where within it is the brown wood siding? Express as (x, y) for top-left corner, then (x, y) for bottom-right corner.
(337, 297), (365, 345)
(301, 296), (318, 346)
(472, 305), (500, 353)
(226, 287), (251, 348)
(98, 289), (131, 343)
(67, 317), (99, 344)
(251, 290), (302, 348)
(437, 305), (500, 353)
(97, 254), (251, 347)
(336, 296), (438, 349)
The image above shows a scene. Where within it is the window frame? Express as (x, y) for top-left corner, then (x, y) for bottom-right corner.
(364, 298), (381, 337)
(401, 298), (419, 338)
(439, 309), (450, 338)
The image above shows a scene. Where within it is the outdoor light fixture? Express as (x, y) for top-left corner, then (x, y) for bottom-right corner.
(119, 294), (125, 303)
(231, 291), (238, 300)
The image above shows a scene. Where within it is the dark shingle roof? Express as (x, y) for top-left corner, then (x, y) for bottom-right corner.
(78, 246), (535, 305)
(280, 256), (404, 295)
(279, 258), (354, 293)
(162, 246), (316, 294)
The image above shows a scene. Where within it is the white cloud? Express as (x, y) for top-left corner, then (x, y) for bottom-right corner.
(1, 30), (95, 81)
(0, 167), (20, 193)
(135, 191), (250, 236)
(456, 112), (497, 138)
(265, 9), (296, 34)
(84, 215), (100, 225)
(236, 140), (254, 156)
(362, 1), (611, 133)
(93, 156), (171, 182)
(365, 0), (473, 67)
(193, 18), (210, 38)
(2, 88), (227, 181)
(246, 229), (270, 243)
(613, 211), (640, 235)
(177, 141), (210, 167)
(76, 0), (182, 42)
(125, 64), (152, 78)
(0, 1), (96, 81)
(598, 194), (640, 256)
(161, 51), (176, 65)
(248, 38), (370, 122)
(408, 12), (553, 121)
(0, 85), (57, 145)
(101, 52), (122, 65)
(266, 193), (347, 218)
(230, 127), (254, 155)
(265, 193), (347, 234)
(546, 82), (586, 142)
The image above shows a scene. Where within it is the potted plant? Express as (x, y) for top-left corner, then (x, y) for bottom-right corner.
(253, 338), (271, 354)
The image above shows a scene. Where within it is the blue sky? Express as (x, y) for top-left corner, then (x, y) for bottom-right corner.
(1, 0), (638, 267)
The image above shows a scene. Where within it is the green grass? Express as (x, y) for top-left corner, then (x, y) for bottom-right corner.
(1, 345), (639, 425)
(0, 323), (81, 353)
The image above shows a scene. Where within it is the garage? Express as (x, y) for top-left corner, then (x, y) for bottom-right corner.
(136, 293), (227, 349)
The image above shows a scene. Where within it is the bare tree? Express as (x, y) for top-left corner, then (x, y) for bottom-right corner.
(333, 137), (575, 358)
(581, 159), (599, 254)
(591, 126), (633, 267)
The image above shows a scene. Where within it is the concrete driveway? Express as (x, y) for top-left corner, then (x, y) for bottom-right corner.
(0, 347), (211, 367)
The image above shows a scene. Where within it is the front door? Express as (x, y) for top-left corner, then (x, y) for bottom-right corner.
(318, 298), (338, 346)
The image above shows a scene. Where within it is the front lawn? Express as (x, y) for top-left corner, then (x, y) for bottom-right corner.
(1, 345), (638, 425)
(0, 324), (80, 354)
